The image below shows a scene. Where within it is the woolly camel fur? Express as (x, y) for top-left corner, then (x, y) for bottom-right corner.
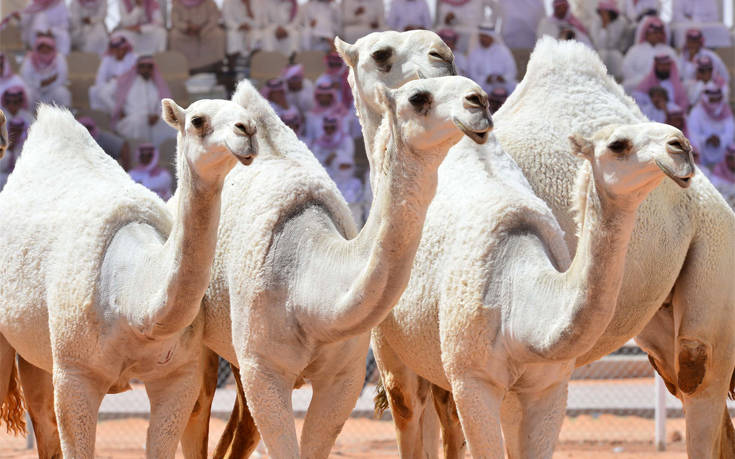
(0, 99), (258, 458)
(493, 38), (735, 458)
(180, 30), (464, 459)
(384, 37), (735, 458)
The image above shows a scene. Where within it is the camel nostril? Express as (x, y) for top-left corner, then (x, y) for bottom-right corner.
(235, 123), (247, 134)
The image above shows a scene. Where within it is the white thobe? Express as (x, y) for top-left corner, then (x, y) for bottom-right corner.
(89, 53), (137, 113)
(116, 77), (175, 147)
(467, 42), (517, 94)
(129, 168), (173, 200)
(494, 0), (544, 49)
(621, 42), (677, 92)
(670, 0), (730, 48)
(537, 16), (592, 47)
(684, 78), (729, 108)
(310, 136), (354, 169)
(590, 15), (627, 78)
(633, 92), (667, 122)
(69, 0), (108, 55)
(386, 0), (432, 32)
(297, 1), (341, 51)
(688, 104), (735, 167)
(679, 48), (729, 84)
(285, 79), (314, 116)
(260, 0), (301, 55)
(20, 55), (71, 107)
(222, 0), (261, 55)
(435, 0), (490, 54)
(21, 1), (71, 55)
(340, 0), (384, 43)
(117, 4), (167, 55)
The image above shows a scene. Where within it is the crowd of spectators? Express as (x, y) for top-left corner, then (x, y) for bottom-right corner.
(2, 0), (735, 219)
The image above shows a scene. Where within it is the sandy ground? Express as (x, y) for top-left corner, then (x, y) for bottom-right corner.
(0, 413), (694, 458)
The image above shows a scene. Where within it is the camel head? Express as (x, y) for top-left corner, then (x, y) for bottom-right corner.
(335, 30), (456, 115)
(0, 110), (6, 159)
(378, 76), (492, 157)
(162, 98), (257, 183)
(570, 122), (695, 205)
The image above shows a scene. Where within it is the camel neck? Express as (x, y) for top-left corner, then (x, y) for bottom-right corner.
(143, 144), (223, 339)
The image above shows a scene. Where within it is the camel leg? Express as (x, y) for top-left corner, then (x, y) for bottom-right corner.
(0, 333), (24, 437)
(213, 364), (260, 459)
(53, 368), (105, 458)
(502, 383), (568, 459)
(431, 384), (466, 459)
(144, 363), (202, 459)
(17, 357), (61, 459)
(373, 334), (435, 459)
(181, 348), (219, 459)
(300, 358), (365, 458)
(449, 375), (505, 459)
(239, 359), (299, 458)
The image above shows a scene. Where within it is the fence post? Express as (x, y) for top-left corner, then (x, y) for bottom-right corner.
(654, 374), (666, 451)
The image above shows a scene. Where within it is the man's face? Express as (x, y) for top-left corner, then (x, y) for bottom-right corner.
(287, 77), (303, 91)
(112, 46), (127, 60)
(323, 124), (337, 136)
(727, 153), (735, 171)
(649, 89), (668, 109)
(646, 26), (665, 45)
(696, 66), (712, 82)
(479, 33), (493, 48)
(654, 61), (671, 80)
(139, 147), (154, 165)
(553, 3), (568, 19)
(316, 93), (333, 107)
(707, 92), (723, 104)
(38, 43), (54, 55)
(685, 37), (702, 55)
(327, 59), (342, 71)
(2, 94), (23, 115)
(268, 88), (287, 106)
(137, 62), (154, 80)
(667, 113), (684, 130)
(441, 35), (457, 50)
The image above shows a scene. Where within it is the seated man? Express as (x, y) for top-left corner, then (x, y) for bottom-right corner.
(304, 78), (347, 143)
(670, 0), (730, 48)
(467, 24), (517, 95)
(259, 0), (301, 56)
(89, 35), (137, 112)
(298, 0), (341, 51)
(622, 15), (676, 91)
(590, 0), (628, 79)
(636, 85), (670, 123)
(488, 86), (509, 114)
(386, 0), (431, 31)
(282, 64), (314, 116)
(78, 115), (131, 170)
(279, 106), (305, 140)
(684, 55), (728, 107)
(260, 78), (291, 117)
(113, 55), (175, 147)
(69, 0), (108, 54)
(20, 35), (72, 107)
(678, 28), (728, 85)
(633, 54), (689, 112)
(537, 0), (591, 46)
(688, 84), (734, 168)
(222, 0), (261, 64)
(434, 0), (490, 54)
(330, 149), (365, 227)
(0, 53), (30, 100)
(129, 143), (173, 200)
(1, 86), (33, 126)
(623, 0), (659, 24)
(12, 0), (71, 55)
(116, 0), (167, 55)
(169, 0), (226, 73)
(340, 0), (384, 43)
(438, 28), (467, 77)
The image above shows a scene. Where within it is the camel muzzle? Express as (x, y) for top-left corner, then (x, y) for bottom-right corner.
(453, 115), (493, 145)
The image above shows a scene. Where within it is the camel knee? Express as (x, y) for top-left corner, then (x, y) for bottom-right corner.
(677, 338), (711, 395)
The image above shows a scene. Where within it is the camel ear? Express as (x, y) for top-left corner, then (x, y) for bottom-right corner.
(161, 98), (185, 132)
(375, 83), (395, 113)
(569, 134), (594, 159)
(334, 36), (358, 68)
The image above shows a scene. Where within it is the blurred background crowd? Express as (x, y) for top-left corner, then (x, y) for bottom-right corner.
(1, 0), (735, 225)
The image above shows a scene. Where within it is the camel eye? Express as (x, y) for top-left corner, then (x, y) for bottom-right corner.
(607, 139), (629, 153)
(409, 91), (433, 115)
(371, 47), (393, 72)
(191, 116), (205, 129)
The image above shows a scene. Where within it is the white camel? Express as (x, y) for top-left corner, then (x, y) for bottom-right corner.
(0, 99), (258, 458)
(373, 119), (693, 456)
(492, 37), (735, 458)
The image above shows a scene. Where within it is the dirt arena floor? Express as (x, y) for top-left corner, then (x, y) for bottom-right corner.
(0, 413), (694, 458)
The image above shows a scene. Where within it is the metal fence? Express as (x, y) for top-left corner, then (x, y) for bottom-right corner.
(2, 342), (727, 457)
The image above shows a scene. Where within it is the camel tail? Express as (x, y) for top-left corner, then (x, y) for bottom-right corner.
(374, 377), (389, 419)
(0, 358), (26, 436)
